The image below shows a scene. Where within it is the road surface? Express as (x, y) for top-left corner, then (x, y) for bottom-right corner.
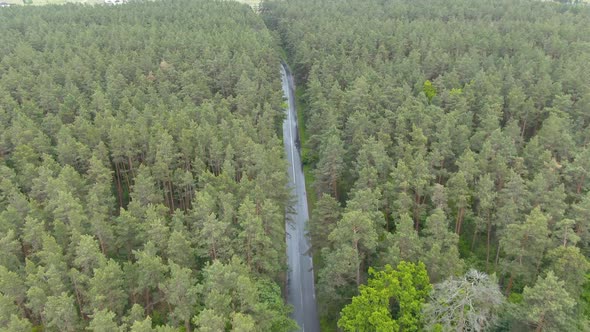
(281, 62), (320, 332)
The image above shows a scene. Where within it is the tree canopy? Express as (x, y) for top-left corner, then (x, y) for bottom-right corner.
(0, 0), (295, 331)
(2, 0), (590, 330)
(263, 0), (590, 329)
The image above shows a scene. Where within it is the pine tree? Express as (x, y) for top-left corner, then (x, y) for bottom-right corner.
(520, 271), (576, 331)
(308, 194), (341, 255)
(87, 310), (121, 332)
(422, 208), (463, 282)
(314, 127), (346, 200)
(43, 292), (80, 332)
(88, 259), (127, 316)
(500, 207), (551, 294)
(159, 262), (198, 332)
(387, 213), (422, 267)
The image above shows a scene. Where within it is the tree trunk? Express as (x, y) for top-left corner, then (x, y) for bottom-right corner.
(354, 239), (360, 288)
(178, 191), (185, 212)
(185, 318), (191, 332)
(520, 113), (528, 138)
(505, 274), (514, 296)
(20, 242), (30, 260)
(168, 180), (175, 213)
(114, 162), (123, 208)
(495, 243), (501, 268)
(414, 193), (421, 231)
(121, 162), (132, 194)
(72, 278), (85, 320)
(457, 308), (465, 332)
(535, 314), (545, 332)
(161, 180), (169, 209)
(471, 226), (477, 251)
(437, 159), (445, 184)
(385, 204), (390, 232)
(211, 241), (217, 260)
(98, 233), (107, 255)
(455, 207), (464, 235)
(184, 185), (190, 213)
(246, 238), (252, 268)
(332, 176), (338, 201)
(577, 174), (585, 195)
(144, 289), (151, 315)
(486, 217), (491, 271)
(128, 156), (135, 178)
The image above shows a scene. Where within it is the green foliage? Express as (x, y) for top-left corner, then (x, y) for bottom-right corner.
(308, 194), (341, 256)
(263, 0), (590, 328)
(582, 274), (590, 319)
(1, 0), (590, 329)
(87, 310), (120, 332)
(338, 261), (432, 332)
(0, 0), (292, 330)
(423, 80), (437, 102)
(421, 208), (464, 282)
(194, 258), (296, 332)
(500, 207), (551, 287)
(449, 88), (462, 96)
(520, 271), (576, 331)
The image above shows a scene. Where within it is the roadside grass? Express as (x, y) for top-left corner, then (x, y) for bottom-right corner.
(294, 82), (334, 329)
(294, 86), (317, 214)
(278, 47), (288, 62)
(294, 84), (320, 269)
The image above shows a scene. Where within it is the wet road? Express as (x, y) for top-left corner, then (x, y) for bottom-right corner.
(281, 62), (320, 332)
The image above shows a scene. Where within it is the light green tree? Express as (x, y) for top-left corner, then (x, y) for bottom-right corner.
(338, 261), (432, 332)
(423, 80), (437, 102)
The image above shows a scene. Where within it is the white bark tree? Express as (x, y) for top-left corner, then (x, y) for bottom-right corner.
(423, 269), (504, 331)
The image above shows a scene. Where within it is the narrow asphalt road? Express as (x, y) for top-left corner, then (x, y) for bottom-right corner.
(281, 62), (320, 332)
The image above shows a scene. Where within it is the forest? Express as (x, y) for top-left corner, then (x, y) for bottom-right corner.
(0, 1), (297, 331)
(0, 0), (590, 331)
(263, 0), (590, 330)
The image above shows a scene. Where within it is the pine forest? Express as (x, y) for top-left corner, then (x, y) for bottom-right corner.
(0, 0), (590, 331)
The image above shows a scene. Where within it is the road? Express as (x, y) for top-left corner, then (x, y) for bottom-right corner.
(281, 62), (320, 332)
